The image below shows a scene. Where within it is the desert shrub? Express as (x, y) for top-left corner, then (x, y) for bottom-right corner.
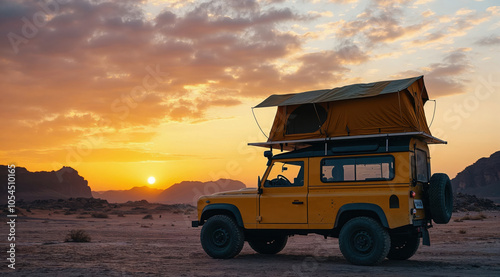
(65, 229), (91, 243)
(117, 213), (125, 217)
(143, 214), (153, 220)
(459, 229), (467, 234)
(455, 213), (487, 222)
(91, 212), (109, 218)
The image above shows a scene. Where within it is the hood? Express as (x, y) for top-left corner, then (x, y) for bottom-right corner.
(211, 187), (258, 196)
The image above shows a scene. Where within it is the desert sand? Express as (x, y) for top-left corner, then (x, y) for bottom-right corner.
(1, 203), (499, 277)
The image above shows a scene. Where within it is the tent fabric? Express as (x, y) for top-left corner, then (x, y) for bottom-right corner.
(261, 76), (432, 142)
(255, 76), (428, 108)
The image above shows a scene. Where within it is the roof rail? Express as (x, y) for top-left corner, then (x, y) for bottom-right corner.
(248, 132), (446, 151)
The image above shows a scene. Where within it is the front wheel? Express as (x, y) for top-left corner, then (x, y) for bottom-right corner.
(248, 236), (288, 254)
(339, 217), (390, 266)
(386, 234), (420, 260)
(200, 215), (244, 259)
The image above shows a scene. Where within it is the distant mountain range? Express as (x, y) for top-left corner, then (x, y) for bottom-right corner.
(0, 165), (92, 204)
(92, 179), (247, 205)
(451, 151), (500, 202)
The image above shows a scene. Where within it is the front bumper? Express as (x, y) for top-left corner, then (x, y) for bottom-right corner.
(192, 220), (199, 227)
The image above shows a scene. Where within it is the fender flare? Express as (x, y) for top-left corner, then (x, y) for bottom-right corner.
(200, 204), (244, 227)
(334, 203), (389, 228)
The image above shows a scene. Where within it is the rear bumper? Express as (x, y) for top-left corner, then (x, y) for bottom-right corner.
(191, 221), (199, 228)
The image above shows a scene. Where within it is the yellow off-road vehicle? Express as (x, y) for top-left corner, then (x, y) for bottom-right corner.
(192, 76), (453, 265)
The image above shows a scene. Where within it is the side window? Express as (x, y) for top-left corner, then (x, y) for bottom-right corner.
(321, 158), (355, 182)
(416, 149), (429, 183)
(321, 156), (394, 182)
(265, 161), (304, 187)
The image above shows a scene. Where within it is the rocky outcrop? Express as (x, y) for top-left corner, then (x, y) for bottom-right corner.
(453, 193), (498, 212)
(0, 165), (92, 203)
(451, 151), (500, 202)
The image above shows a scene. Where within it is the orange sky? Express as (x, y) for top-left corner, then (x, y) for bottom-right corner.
(1, 0), (499, 191)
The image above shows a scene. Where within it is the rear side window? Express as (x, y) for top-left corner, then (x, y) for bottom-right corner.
(415, 149), (429, 183)
(321, 156), (395, 182)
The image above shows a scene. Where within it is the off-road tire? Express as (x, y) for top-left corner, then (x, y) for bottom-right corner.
(428, 173), (453, 224)
(339, 217), (390, 266)
(200, 215), (244, 259)
(248, 236), (288, 254)
(386, 234), (420, 260)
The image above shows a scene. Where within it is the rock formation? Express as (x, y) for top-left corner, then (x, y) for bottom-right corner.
(451, 151), (500, 202)
(0, 165), (92, 203)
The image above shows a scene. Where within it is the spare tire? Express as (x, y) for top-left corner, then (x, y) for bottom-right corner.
(428, 173), (453, 224)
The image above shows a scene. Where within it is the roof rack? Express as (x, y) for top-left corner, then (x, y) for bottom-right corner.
(248, 132), (446, 151)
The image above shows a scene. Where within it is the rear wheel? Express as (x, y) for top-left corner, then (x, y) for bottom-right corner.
(339, 217), (390, 266)
(428, 173), (453, 224)
(200, 215), (244, 259)
(386, 234), (420, 260)
(248, 236), (288, 254)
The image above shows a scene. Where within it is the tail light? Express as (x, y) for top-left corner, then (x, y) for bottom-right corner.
(410, 191), (416, 198)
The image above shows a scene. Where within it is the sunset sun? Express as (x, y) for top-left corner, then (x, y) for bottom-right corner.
(147, 176), (156, 185)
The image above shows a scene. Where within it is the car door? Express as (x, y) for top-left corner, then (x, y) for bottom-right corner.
(259, 159), (308, 224)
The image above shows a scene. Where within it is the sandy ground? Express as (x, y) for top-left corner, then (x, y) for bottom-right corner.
(1, 207), (499, 277)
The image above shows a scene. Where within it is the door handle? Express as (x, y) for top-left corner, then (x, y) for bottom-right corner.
(292, 200), (304, 205)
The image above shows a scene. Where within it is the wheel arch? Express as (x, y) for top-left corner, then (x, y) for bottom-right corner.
(334, 203), (389, 233)
(200, 204), (244, 228)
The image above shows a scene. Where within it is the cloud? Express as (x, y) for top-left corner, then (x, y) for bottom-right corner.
(328, 0), (359, 3)
(407, 7), (494, 47)
(475, 35), (500, 46)
(486, 6), (500, 15)
(325, 0), (429, 45)
(394, 49), (472, 97)
(414, 0), (434, 5)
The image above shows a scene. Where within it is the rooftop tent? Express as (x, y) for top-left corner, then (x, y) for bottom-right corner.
(253, 76), (437, 148)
